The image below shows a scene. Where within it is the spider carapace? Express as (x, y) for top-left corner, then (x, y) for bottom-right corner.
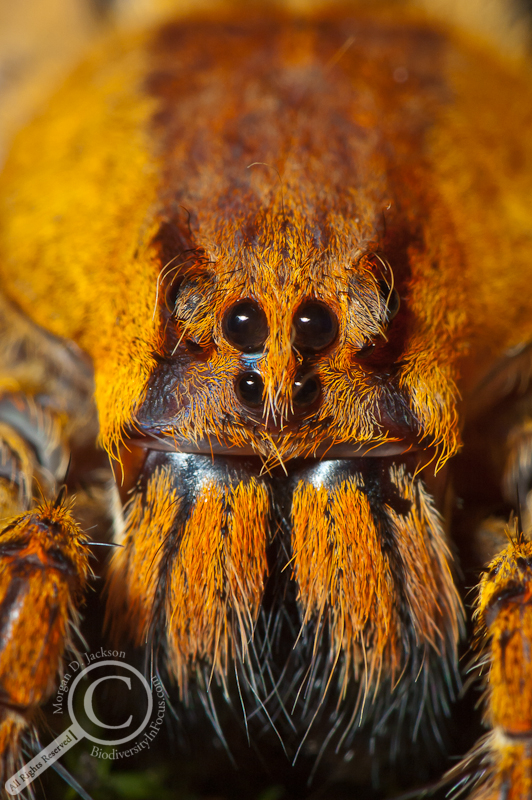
(0, 4), (532, 797)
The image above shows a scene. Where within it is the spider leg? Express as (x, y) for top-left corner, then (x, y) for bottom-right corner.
(0, 397), (91, 782)
(447, 518), (532, 799)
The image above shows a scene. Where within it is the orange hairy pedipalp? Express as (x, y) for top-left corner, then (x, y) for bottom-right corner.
(0, 499), (90, 779)
(442, 523), (532, 798)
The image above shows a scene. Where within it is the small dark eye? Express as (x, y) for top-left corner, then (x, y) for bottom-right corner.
(378, 280), (400, 321)
(236, 371), (264, 407)
(293, 302), (338, 351)
(356, 342), (376, 359)
(293, 372), (321, 408)
(223, 300), (268, 352)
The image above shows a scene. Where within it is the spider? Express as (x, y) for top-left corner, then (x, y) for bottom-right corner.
(0, 2), (531, 798)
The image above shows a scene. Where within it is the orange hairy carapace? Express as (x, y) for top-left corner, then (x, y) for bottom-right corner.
(0, 3), (532, 795)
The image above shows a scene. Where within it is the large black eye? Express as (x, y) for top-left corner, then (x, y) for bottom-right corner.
(223, 300), (268, 352)
(293, 302), (338, 352)
(378, 280), (400, 321)
(293, 372), (321, 408)
(236, 371), (264, 407)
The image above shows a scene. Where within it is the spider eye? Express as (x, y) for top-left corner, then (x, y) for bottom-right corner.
(293, 302), (338, 351)
(236, 371), (264, 407)
(355, 342), (376, 359)
(293, 372), (321, 408)
(223, 300), (268, 352)
(378, 280), (400, 321)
